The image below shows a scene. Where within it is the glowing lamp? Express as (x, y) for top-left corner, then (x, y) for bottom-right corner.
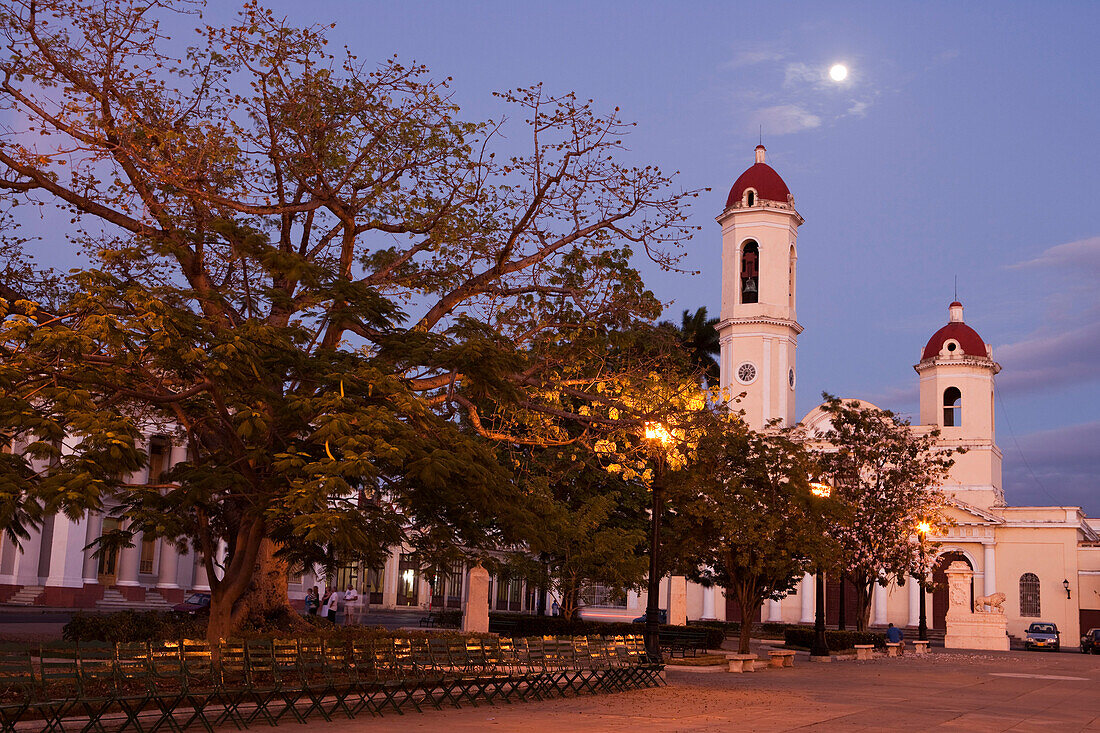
(917, 521), (931, 536)
(644, 423), (672, 446)
(809, 482), (832, 498)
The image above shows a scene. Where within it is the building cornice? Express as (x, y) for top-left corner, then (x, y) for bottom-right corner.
(716, 200), (804, 226)
(717, 316), (804, 335)
(914, 356), (1002, 375)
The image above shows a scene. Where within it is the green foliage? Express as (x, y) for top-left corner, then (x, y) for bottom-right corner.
(783, 627), (886, 651)
(0, 0), (698, 639)
(62, 611), (206, 643)
(488, 613), (726, 649)
(668, 410), (830, 652)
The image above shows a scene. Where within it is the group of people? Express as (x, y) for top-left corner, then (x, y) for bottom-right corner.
(304, 585), (360, 624)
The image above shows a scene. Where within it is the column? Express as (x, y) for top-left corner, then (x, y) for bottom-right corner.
(701, 584), (716, 620)
(767, 599), (782, 622)
(46, 514), (88, 588)
(800, 573), (815, 623)
(13, 525), (43, 586)
(382, 553), (399, 609)
(908, 578), (921, 627)
(156, 540), (180, 589)
(192, 554), (211, 591)
(115, 525), (141, 587)
(983, 544), (997, 597)
(873, 583), (888, 626)
(82, 512), (104, 583)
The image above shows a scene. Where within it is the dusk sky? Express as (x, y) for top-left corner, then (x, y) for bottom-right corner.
(29, 2), (1100, 513)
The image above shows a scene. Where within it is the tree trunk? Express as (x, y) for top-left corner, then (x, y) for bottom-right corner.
(735, 583), (762, 655)
(236, 538), (295, 618)
(852, 575), (874, 632)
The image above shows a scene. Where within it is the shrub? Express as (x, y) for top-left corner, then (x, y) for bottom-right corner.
(63, 611), (205, 643)
(783, 626), (885, 651)
(489, 613), (725, 649)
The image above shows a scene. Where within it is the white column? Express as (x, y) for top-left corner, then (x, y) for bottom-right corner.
(382, 553), (399, 609)
(14, 525), (43, 586)
(908, 578), (921, 627)
(983, 544), (997, 596)
(115, 524), (141, 587)
(156, 541), (180, 589)
(800, 573), (815, 623)
(701, 584), (716, 620)
(767, 598), (782, 622)
(192, 554), (210, 591)
(82, 512), (104, 583)
(873, 583), (888, 626)
(46, 514), (87, 588)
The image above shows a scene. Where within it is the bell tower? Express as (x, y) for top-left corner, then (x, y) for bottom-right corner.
(915, 301), (1004, 507)
(717, 146), (803, 430)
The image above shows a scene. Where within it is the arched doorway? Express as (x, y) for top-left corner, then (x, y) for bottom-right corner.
(932, 551), (973, 629)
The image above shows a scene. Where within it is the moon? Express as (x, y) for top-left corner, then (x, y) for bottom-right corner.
(829, 64), (848, 82)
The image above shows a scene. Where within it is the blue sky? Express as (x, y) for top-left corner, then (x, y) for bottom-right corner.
(29, 1), (1100, 513)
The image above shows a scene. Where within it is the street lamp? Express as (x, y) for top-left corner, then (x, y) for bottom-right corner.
(1063, 578), (1071, 599)
(809, 482), (832, 659)
(916, 522), (930, 642)
(643, 423), (672, 662)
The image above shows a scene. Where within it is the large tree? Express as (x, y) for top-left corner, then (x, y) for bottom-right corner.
(808, 395), (955, 632)
(669, 413), (828, 653)
(0, 1), (696, 639)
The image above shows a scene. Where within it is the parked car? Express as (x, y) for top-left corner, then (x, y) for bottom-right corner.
(172, 592), (211, 615)
(1081, 628), (1100, 654)
(631, 609), (668, 624)
(1024, 622), (1060, 651)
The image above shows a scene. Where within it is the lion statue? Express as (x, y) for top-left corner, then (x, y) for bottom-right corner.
(973, 591), (1006, 613)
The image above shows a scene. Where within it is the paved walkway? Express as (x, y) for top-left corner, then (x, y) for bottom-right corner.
(264, 648), (1100, 732)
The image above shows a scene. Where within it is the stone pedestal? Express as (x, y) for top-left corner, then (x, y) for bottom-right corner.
(669, 576), (687, 626)
(944, 561), (1009, 651)
(462, 564), (490, 633)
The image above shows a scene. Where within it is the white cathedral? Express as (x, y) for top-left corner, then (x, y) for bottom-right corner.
(650, 145), (1099, 643)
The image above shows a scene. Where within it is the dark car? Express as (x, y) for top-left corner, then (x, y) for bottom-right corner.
(172, 592), (211, 615)
(632, 609), (668, 624)
(1024, 622), (1060, 651)
(1081, 628), (1100, 654)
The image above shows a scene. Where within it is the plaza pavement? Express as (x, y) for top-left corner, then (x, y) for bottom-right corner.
(264, 647), (1100, 732)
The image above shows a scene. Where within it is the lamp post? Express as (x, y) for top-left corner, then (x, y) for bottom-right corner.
(810, 482), (832, 659)
(643, 423), (672, 662)
(916, 521), (931, 642)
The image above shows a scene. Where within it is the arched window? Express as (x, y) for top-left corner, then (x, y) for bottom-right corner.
(746, 190), (755, 206)
(943, 387), (961, 427)
(1019, 573), (1040, 617)
(740, 241), (759, 304)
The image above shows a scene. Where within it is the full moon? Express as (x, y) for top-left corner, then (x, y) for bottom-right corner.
(829, 64), (848, 82)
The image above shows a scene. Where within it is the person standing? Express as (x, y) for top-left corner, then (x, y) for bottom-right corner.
(305, 586), (320, 615)
(327, 588), (343, 623)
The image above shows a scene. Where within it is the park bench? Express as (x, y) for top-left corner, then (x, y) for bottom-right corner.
(725, 653), (758, 673)
(911, 640), (930, 656)
(885, 642), (902, 657)
(768, 650), (796, 668)
(658, 627), (709, 658)
(0, 632), (664, 733)
(854, 644), (875, 660)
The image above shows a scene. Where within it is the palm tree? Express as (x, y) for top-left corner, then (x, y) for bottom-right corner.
(662, 307), (720, 387)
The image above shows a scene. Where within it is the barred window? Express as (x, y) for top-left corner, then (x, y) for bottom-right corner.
(579, 583), (626, 608)
(1019, 573), (1040, 617)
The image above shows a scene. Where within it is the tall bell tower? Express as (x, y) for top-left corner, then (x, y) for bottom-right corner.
(717, 146), (804, 430)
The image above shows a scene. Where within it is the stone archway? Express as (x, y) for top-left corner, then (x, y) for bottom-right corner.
(932, 551), (973, 629)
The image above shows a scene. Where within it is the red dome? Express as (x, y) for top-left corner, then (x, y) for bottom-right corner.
(726, 164), (791, 208)
(725, 146), (791, 208)
(922, 322), (988, 360)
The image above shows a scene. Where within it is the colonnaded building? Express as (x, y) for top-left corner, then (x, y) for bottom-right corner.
(2, 147), (1098, 647)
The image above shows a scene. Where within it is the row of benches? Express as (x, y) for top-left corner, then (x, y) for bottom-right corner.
(0, 634), (664, 733)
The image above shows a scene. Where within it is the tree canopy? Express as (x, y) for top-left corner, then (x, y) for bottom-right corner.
(0, 0), (699, 639)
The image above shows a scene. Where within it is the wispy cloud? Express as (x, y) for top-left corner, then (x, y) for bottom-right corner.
(724, 48), (786, 70)
(747, 105), (821, 135)
(1007, 236), (1100, 274)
